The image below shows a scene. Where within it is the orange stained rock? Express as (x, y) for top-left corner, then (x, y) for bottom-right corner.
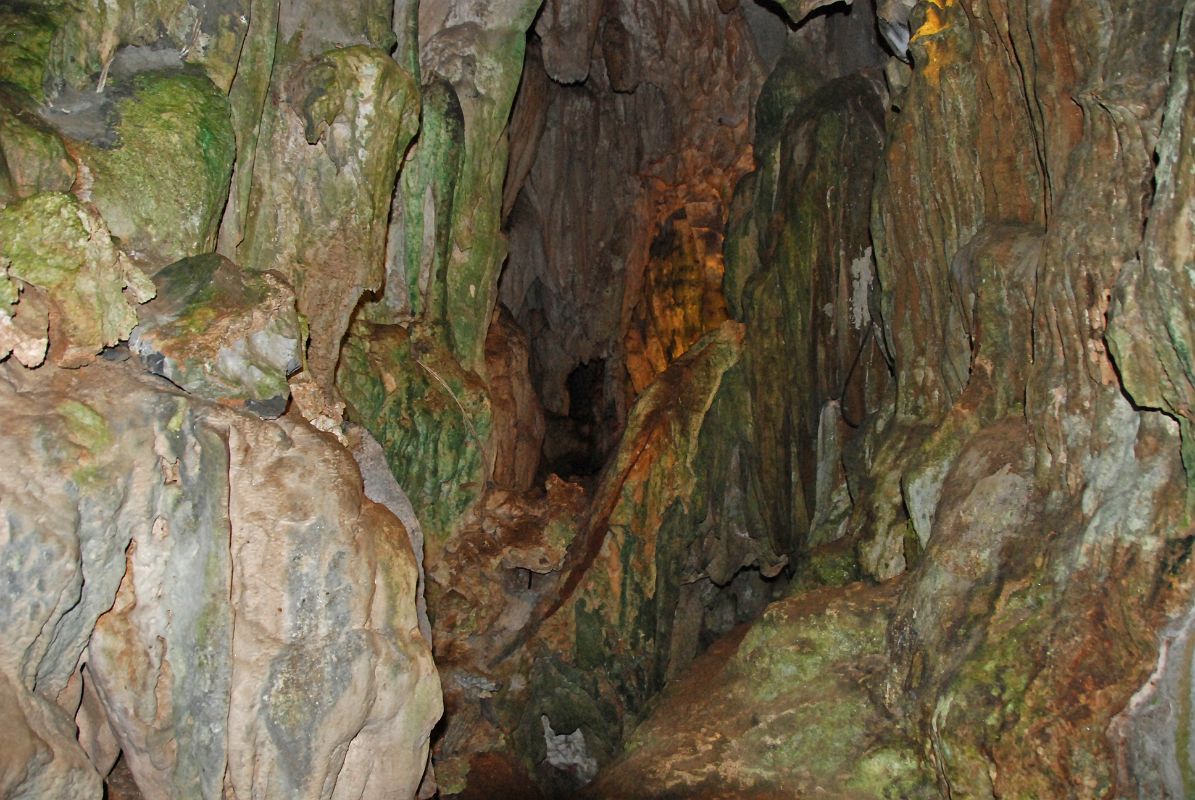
(911, 0), (955, 41)
(911, 0), (957, 85)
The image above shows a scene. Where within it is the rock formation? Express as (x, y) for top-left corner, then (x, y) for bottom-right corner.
(2, 0), (1195, 797)
(0, 0), (442, 796)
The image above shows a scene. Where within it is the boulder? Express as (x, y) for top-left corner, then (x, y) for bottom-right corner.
(129, 253), (302, 418)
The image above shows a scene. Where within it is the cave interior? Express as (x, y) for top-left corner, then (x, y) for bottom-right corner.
(2, 0), (1195, 798)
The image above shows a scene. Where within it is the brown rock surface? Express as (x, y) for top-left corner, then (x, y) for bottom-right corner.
(590, 0), (1195, 797)
(500, 0), (763, 442)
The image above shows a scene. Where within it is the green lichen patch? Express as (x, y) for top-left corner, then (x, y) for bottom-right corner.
(57, 398), (111, 453)
(0, 191), (154, 365)
(81, 68), (234, 266)
(0, 2), (62, 101)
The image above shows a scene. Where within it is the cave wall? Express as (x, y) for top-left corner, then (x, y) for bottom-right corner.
(867, 1), (1195, 793)
(0, 0), (453, 794)
(592, 0), (1195, 797)
(498, 0), (761, 437)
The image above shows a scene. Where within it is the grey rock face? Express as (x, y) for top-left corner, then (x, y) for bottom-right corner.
(129, 253), (302, 418)
(0, 359), (441, 799)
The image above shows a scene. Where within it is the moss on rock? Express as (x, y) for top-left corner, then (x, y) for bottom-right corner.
(82, 69), (234, 267)
(338, 321), (493, 545)
(0, 3), (61, 101)
(0, 191), (153, 366)
(0, 86), (75, 204)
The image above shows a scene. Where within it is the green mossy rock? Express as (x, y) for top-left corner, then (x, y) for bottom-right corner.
(338, 321), (493, 545)
(587, 583), (935, 799)
(81, 69), (234, 267)
(0, 86), (75, 204)
(371, 75), (463, 326)
(0, 2), (60, 101)
(0, 191), (154, 366)
(417, 6), (540, 371)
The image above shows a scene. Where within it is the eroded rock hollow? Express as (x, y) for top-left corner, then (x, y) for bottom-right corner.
(2, 0), (1195, 797)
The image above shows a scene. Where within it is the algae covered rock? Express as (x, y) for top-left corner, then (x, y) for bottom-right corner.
(375, 75), (464, 327)
(0, 191), (154, 367)
(238, 45), (420, 396)
(0, 86), (74, 204)
(418, 0), (542, 371)
(129, 252), (302, 417)
(339, 321), (493, 546)
(0, 3), (59, 101)
(586, 582), (934, 799)
(75, 68), (235, 268)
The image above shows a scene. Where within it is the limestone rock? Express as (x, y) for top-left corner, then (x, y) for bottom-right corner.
(501, 0), (763, 432)
(0, 191), (154, 368)
(501, 322), (779, 787)
(237, 45), (420, 397)
(486, 306), (546, 492)
(1107, 2), (1195, 493)
(414, 0), (543, 371)
(129, 253), (302, 417)
(61, 67), (236, 269)
(723, 49), (889, 581)
(585, 583), (933, 798)
(534, 0), (602, 84)
(855, 0), (1195, 793)
(348, 423), (433, 644)
(339, 321), (494, 546)
(0, 283), (50, 368)
(414, 476), (587, 797)
(370, 75), (463, 328)
(0, 86), (74, 204)
(0, 359), (441, 799)
(581, 0), (1195, 795)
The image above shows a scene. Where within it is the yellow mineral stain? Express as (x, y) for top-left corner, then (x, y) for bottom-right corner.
(911, 0), (954, 42)
(911, 0), (956, 86)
